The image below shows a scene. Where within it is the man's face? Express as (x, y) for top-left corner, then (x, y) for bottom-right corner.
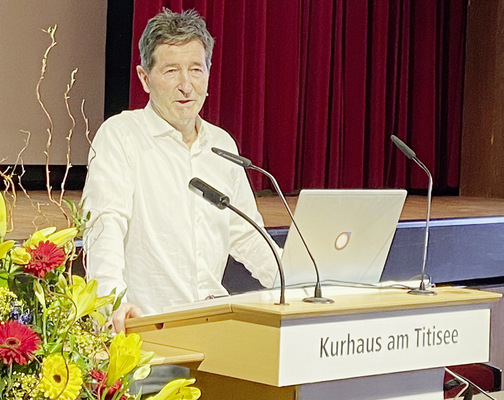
(137, 40), (210, 133)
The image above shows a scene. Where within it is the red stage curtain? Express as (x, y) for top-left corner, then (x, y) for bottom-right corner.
(129, 0), (466, 193)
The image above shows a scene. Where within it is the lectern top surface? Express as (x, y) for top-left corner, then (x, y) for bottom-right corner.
(125, 286), (501, 332)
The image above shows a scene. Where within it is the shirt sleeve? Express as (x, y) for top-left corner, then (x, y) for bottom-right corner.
(82, 120), (134, 300)
(227, 161), (280, 288)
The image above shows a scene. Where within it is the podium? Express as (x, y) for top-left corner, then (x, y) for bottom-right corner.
(126, 286), (501, 400)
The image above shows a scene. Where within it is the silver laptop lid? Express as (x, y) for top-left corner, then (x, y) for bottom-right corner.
(278, 189), (407, 287)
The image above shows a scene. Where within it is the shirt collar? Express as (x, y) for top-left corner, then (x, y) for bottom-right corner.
(144, 101), (208, 148)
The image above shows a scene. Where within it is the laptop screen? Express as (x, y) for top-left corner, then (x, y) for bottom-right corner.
(277, 189), (407, 287)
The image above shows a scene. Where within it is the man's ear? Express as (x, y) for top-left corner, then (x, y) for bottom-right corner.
(136, 65), (151, 94)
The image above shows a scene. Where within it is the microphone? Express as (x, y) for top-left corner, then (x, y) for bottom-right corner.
(188, 177), (230, 209)
(390, 135), (435, 296)
(390, 135), (416, 160)
(211, 148), (252, 168)
(188, 177), (288, 306)
(211, 147), (334, 304)
(445, 367), (498, 400)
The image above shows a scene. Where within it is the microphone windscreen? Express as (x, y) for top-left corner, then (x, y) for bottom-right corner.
(189, 178), (230, 210)
(211, 147), (252, 168)
(391, 135), (416, 160)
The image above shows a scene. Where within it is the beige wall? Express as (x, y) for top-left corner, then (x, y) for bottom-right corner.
(0, 1), (107, 166)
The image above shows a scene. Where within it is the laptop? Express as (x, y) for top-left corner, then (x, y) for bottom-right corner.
(277, 189), (407, 287)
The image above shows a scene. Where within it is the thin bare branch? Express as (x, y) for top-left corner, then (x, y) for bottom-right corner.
(0, 170), (15, 234)
(13, 130), (31, 170)
(34, 25), (75, 225)
(59, 68), (79, 211)
(2, 24), (91, 240)
(36, 26), (57, 206)
(15, 131), (52, 229)
(81, 99), (95, 164)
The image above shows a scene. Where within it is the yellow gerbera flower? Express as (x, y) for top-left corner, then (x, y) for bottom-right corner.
(107, 331), (142, 386)
(38, 354), (83, 400)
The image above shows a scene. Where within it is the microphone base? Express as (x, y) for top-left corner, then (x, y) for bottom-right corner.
(303, 296), (335, 304)
(408, 288), (437, 296)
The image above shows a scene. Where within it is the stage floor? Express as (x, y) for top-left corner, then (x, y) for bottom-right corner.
(256, 194), (504, 227)
(4, 190), (504, 239)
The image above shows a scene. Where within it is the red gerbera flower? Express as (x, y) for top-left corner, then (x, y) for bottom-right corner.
(90, 369), (126, 399)
(0, 321), (41, 365)
(24, 241), (66, 278)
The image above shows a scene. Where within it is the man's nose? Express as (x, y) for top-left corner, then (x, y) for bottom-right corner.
(178, 71), (192, 95)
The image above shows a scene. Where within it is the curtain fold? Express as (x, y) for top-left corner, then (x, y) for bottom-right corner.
(129, 0), (467, 193)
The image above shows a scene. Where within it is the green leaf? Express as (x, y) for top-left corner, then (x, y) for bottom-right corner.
(57, 272), (68, 292)
(138, 351), (155, 366)
(133, 364), (151, 381)
(70, 343), (90, 370)
(113, 288), (126, 311)
(90, 311), (107, 326)
(0, 271), (9, 288)
(63, 197), (78, 215)
(44, 341), (63, 355)
(33, 280), (46, 309)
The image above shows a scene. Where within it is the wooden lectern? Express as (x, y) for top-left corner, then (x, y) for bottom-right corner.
(126, 286), (501, 400)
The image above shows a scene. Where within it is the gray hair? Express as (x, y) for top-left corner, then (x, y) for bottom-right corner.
(139, 8), (215, 72)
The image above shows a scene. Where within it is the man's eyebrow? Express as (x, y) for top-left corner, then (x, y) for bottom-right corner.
(159, 61), (205, 69)
(160, 63), (180, 69)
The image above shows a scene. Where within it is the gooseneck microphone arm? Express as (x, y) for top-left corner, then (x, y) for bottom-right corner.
(390, 135), (435, 295)
(411, 157), (433, 292)
(211, 147), (333, 304)
(188, 177), (287, 305)
(225, 202), (287, 305)
(248, 164), (329, 302)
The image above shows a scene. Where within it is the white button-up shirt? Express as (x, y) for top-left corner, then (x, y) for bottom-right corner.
(82, 103), (277, 315)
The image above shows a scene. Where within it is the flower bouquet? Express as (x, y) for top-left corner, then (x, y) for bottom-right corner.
(0, 193), (201, 399)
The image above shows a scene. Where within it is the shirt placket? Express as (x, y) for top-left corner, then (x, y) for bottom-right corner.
(189, 140), (212, 300)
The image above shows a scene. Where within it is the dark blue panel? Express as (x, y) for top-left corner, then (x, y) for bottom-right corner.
(268, 217), (504, 285)
(382, 218), (504, 283)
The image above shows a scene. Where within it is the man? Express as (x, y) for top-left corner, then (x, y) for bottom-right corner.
(82, 9), (278, 333)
